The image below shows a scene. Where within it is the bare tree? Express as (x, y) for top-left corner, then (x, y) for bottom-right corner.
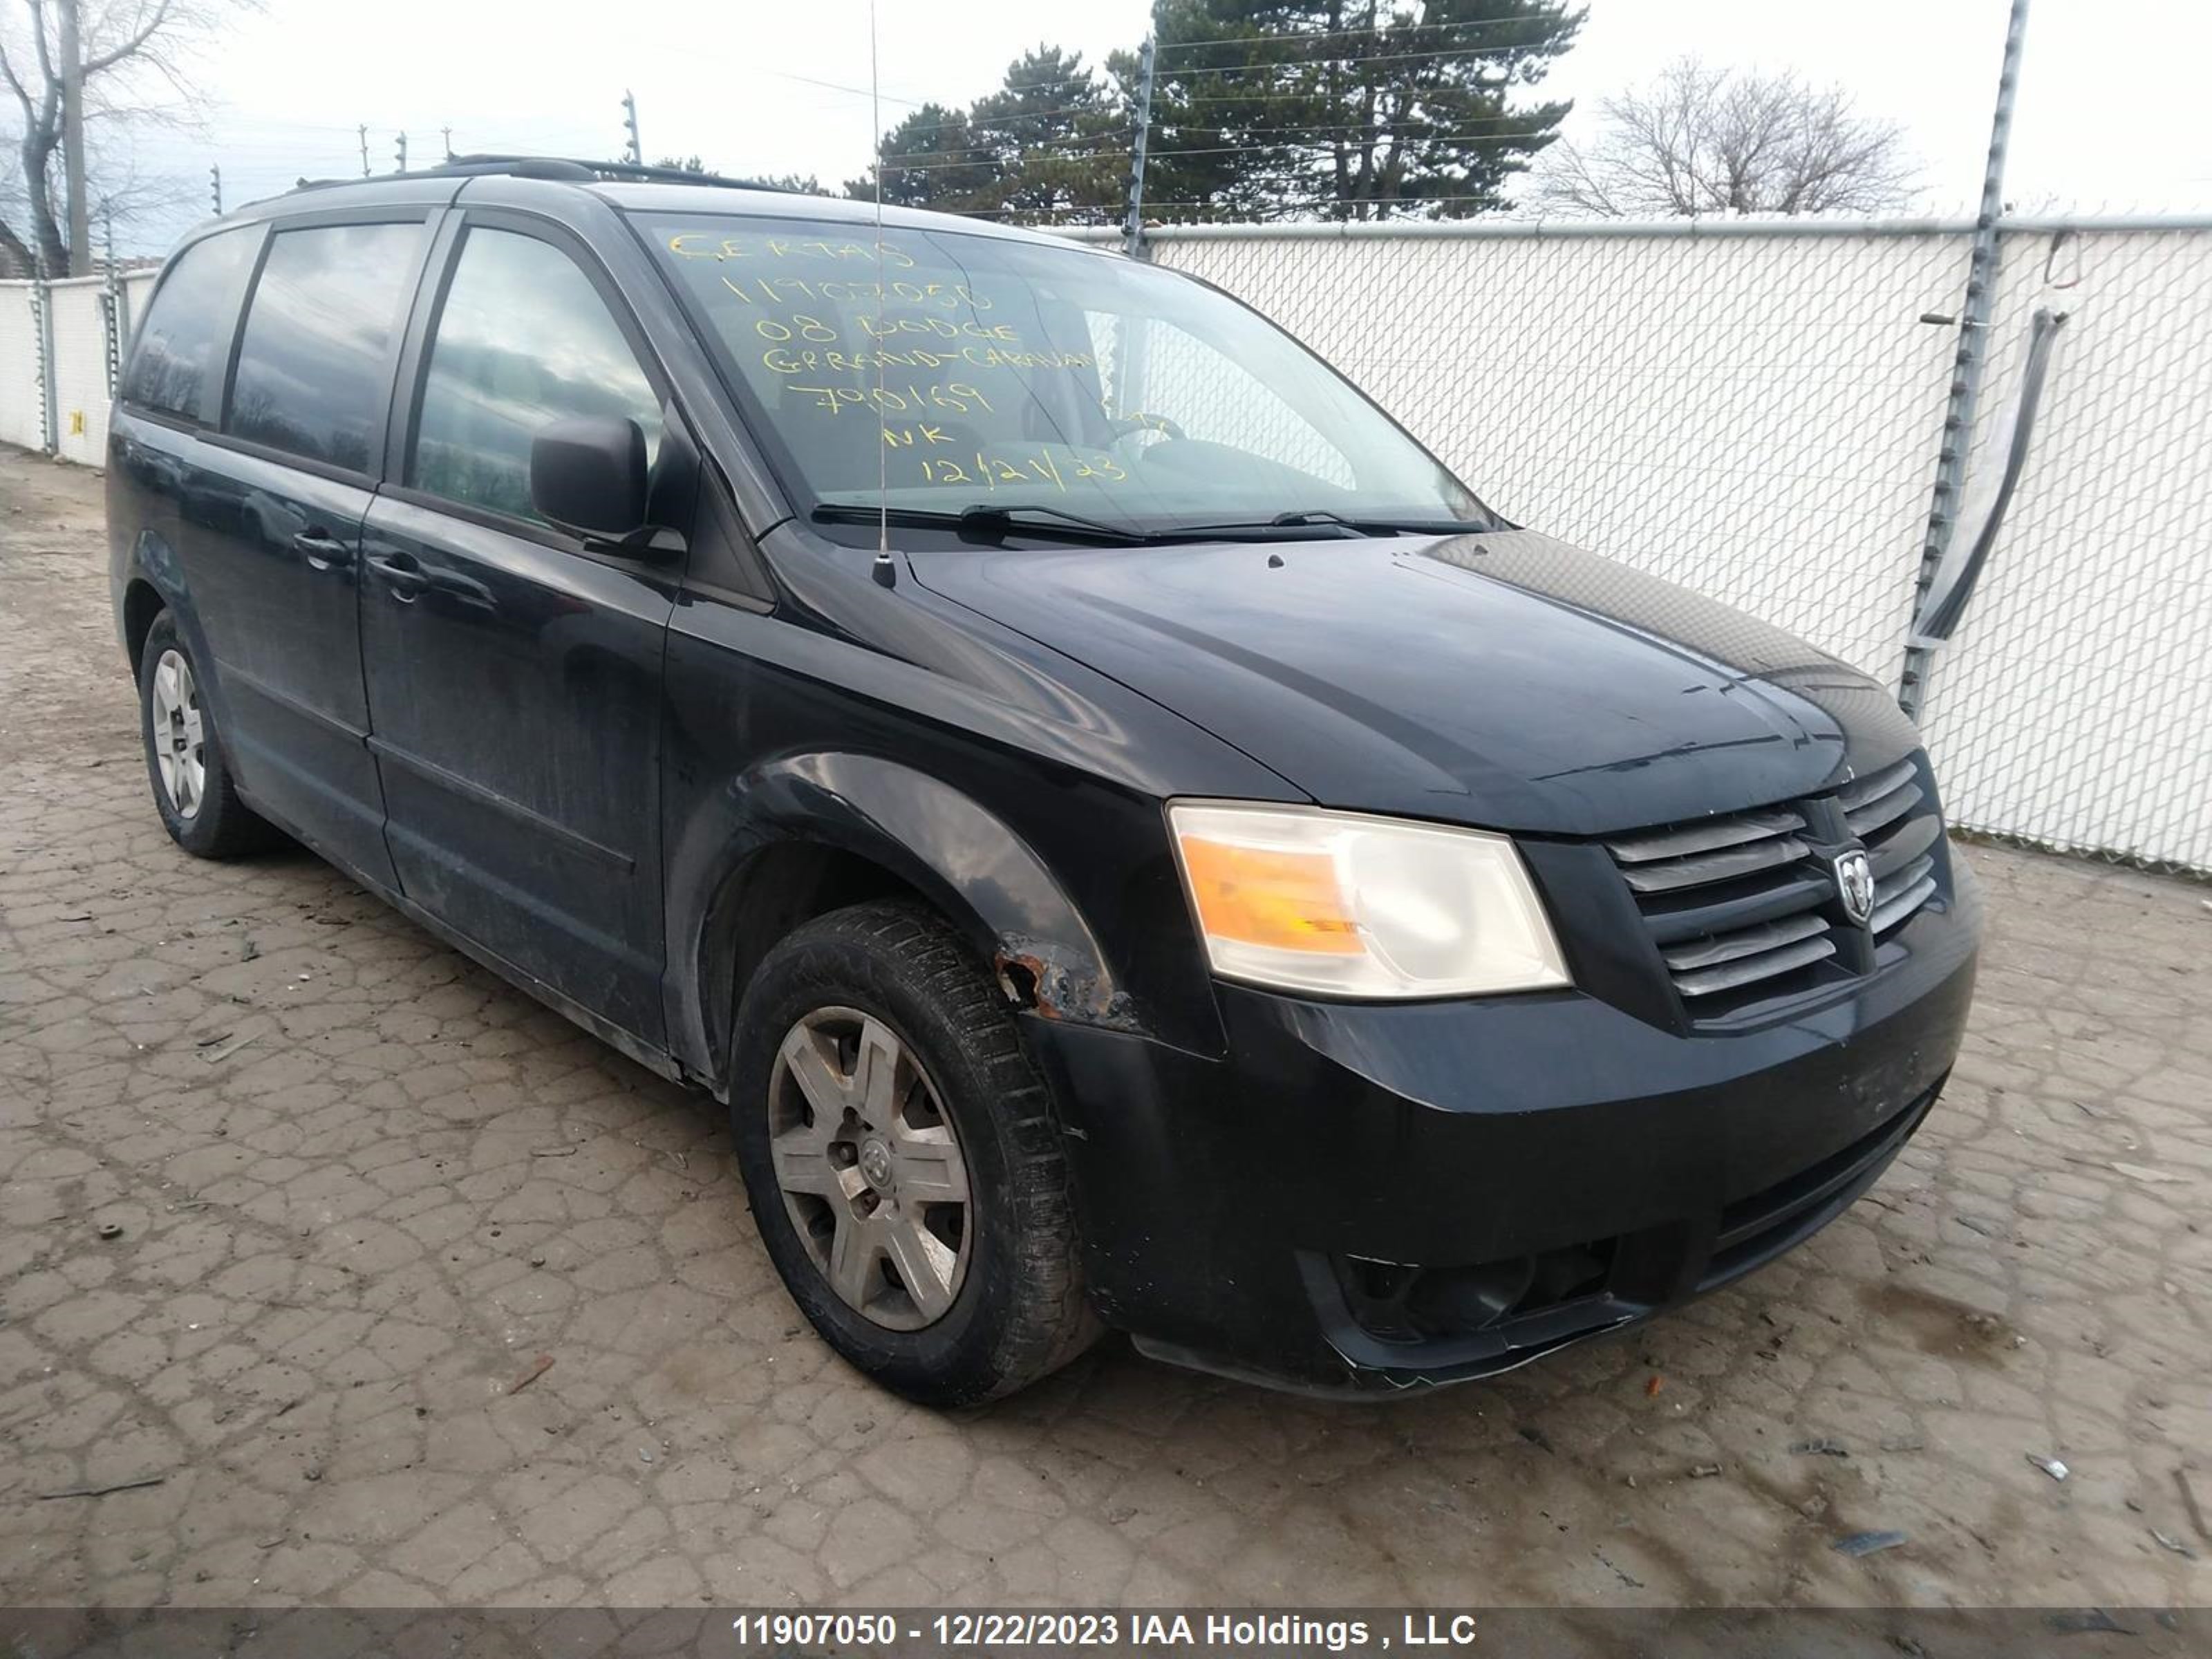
(0, 1), (245, 275)
(1533, 57), (1918, 218)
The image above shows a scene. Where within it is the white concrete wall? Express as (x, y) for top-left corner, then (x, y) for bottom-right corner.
(0, 283), (45, 452)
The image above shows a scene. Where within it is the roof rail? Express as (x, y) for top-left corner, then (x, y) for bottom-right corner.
(283, 153), (805, 197)
(467, 154), (805, 192)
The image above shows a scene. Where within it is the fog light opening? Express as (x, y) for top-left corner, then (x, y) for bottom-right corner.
(1408, 1257), (1535, 1334)
(1337, 1238), (1619, 1344)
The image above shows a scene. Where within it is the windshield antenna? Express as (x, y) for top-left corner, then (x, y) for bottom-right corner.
(868, 0), (895, 589)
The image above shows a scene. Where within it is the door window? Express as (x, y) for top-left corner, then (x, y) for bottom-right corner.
(409, 228), (662, 523)
(228, 221), (424, 471)
(122, 227), (256, 422)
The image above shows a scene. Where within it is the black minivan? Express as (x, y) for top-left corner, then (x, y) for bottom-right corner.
(109, 158), (1979, 1403)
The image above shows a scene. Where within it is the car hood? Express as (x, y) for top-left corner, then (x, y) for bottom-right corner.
(908, 529), (1922, 836)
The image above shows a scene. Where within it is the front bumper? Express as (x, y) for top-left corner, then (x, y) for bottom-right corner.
(1025, 863), (1980, 1396)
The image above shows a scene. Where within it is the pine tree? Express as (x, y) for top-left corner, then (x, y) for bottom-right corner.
(846, 104), (1000, 212)
(1119, 0), (1583, 221)
(968, 47), (1124, 223)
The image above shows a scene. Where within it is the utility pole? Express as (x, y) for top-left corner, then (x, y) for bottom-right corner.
(621, 90), (642, 165)
(58, 0), (90, 273)
(442, 126), (454, 162)
(1898, 0), (2030, 722)
(209, 165), (223, 216)
(394, 131), (409, 174)
(1120, 35), (1156, 259)
(359, 123), (370, 178)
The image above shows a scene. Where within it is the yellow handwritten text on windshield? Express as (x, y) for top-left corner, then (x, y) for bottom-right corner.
(915, 449), (1128, 492)
(668, 232), (918, 270)
(784, 381), (997, 417)
(718, 272), (995, 312)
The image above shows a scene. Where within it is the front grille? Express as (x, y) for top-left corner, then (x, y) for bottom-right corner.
(1839, 760), (1944, 935)
(1605, 755), (1945, 1021)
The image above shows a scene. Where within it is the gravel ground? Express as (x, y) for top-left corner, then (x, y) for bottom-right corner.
(2, 447), (2208, 1610)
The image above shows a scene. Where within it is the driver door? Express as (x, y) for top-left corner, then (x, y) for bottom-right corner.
(359, 214), (683, 1042)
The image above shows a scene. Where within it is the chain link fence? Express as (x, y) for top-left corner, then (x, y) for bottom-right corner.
(2, 218), (2206, 871)
(1917, 223), (2212, 871)
(1071, 215), (2212, 873)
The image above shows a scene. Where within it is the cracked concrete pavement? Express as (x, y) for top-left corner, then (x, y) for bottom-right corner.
(1, 447), (2208, 1611)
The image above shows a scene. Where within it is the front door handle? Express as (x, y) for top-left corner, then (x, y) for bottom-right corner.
(292, 530), (351, 571)
(365, 550), (426, 600)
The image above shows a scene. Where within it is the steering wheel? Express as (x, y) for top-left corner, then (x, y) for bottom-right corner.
(1107, 411), (1188, 444)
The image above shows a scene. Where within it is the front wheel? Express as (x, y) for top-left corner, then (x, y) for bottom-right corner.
(730, 901), (1098, 1405)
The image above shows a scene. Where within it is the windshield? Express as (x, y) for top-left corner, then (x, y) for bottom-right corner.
(638, 212), (1484, 539)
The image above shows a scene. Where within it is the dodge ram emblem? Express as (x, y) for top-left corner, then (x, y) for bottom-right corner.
(1833, 849), (1877, 927)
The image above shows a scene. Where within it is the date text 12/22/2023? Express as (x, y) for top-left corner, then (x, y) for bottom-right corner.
(725, 1611), (1483, 1651)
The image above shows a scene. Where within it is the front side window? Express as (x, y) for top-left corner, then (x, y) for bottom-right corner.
(229, 221), (423, 471)
(410, 227), (662, 523)
(639, 212), (1481, 540)
(122, 227), (256, 422)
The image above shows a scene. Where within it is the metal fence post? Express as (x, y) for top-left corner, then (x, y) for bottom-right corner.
(28, 279), (56, 455)
(1121, 35), (1156, 259)
(100, 207), (123, 398)
(1899, 0), (2030, 720)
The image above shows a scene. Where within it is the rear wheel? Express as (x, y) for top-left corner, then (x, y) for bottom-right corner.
(731, 901), (1098, 1405)
(138, 612), (276, 859)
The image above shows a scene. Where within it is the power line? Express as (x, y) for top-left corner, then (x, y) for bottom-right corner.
(766, 67), (929, 109)
(874, 55), (1564, 144)
(881, 129), (1557, 174)
(880, 106), (1556, 165)
(1149, 43), (1572, 80)
(1150, 8), (1580, 56)
(1162, 110), (1548, 138)
(971, 37), (1564, 99)
(871, 98), (1107, 140)
(1005, 191), (1524, 216)
(774, 30), (1569, 133)
(861, 37), (1561, 116)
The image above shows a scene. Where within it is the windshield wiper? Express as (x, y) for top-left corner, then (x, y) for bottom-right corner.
(812, 501), (1150, 546)
(1131, 510), (1493, 543)
(812, 500), (1495, 548)
(1266, 509), (1497, 536)
(956, 503), (1152, 543)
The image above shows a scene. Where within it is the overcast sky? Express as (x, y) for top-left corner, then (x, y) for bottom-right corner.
(117, 0), (2212, 251)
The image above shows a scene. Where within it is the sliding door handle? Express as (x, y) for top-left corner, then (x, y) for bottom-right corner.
(365, 550), (426, 599)
(291, 530), (351, 571)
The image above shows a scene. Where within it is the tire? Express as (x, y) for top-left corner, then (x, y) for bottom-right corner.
(137, 611), (277, 859)
(730, 900), (1099, 1405)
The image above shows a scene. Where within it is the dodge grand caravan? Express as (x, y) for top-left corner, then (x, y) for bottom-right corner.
(108, 158), (1980, 1403)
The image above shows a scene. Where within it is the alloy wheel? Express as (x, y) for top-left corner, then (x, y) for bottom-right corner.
(149, 648), (206, 820)
(767, 1006), (973, 1330)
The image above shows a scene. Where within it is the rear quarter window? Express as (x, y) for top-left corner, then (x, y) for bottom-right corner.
(227, 221), (424, 472)
(122, 227), (257, 422)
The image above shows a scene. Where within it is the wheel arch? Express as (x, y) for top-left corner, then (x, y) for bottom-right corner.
(115, 525), (205, 673)
(667, 751), (1136, 1094)
(121, 577), (167, 673)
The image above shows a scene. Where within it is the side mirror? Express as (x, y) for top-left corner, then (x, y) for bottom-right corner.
(529, 415), (649, 540)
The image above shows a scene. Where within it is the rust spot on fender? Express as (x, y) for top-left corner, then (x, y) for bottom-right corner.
(993, 935), (1139, 1031)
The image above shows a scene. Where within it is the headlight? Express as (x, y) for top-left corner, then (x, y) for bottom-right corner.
(1167, 801), (1569, 999)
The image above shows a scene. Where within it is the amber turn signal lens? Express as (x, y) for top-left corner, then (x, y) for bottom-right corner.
(1167, 800), (1571, 1000)
(1177, 837), (1364, 955)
